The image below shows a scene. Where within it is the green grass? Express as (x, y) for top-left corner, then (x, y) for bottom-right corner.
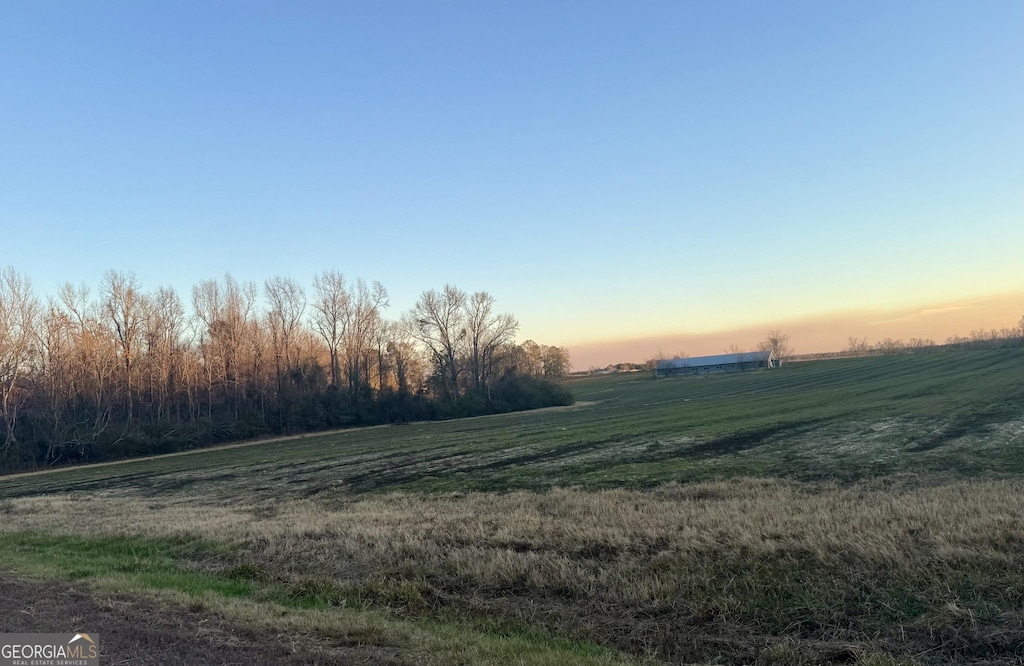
(2, 350), (1022, 501)
(2, 350), (1023, 664)
(0, 532), (265, 604)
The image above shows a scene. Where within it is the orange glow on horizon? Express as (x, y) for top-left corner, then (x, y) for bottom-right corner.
(567, 292), (1024, 370)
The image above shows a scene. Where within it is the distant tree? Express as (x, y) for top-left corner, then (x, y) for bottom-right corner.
(724, 344), (751, 371)
(758, 329), (793, 364)
(846, 336), (870, 356)
(518, 340), (545, 377)
(946, 334), (969, 348)
(877, 338), (906, 355)
(646, 349), (666, 368)
(541, 345), (570, 378)
(907, 337), (934, 352)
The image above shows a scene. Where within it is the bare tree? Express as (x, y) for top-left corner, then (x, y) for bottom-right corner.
(264, 275), (306, 399)
(370, 319), (393, 394)
(342, 279), (389, 395)
(907, 337), (934, 352)
(0, 268), (576, 471)
(518, 340), (545, 377)
(102, 270), (145, 420)
(718, 344), (748, 371)
(310, 271), (349, 388)
(387, 321), (425, 395)
(37, 303), (76, 462)
(758, 329), (793, 365)
(58, 281), (118, 439)
(192, 279), (224, 415)
(246, 315), (270, 418)
(541, 345), (570, 378)
(142, 286), (186, 421)
(408, 285), (467, 402)
(877, 337), (905, 355)
(192, 275), (257, 417)
(179, 329), (204, 420)
(0, 268), (39, 455)
(846, 337), (869, 356)
(464, 291), (519, 393)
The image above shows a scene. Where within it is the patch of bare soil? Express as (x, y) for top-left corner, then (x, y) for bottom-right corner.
(0, 575), (409, 665)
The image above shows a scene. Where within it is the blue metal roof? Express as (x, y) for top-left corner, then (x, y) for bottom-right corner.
(656, 350), (773, 369)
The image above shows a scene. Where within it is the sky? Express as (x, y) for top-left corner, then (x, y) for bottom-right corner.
(1, 1), (1022, 368)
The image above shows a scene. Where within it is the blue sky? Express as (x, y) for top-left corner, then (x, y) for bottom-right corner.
(2, 1), (1021, 356)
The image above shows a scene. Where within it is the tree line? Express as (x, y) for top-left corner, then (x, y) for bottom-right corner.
(845, 326), (1024, 357)
(640, 318), (1024, 370)
(0, 267), (572, 472)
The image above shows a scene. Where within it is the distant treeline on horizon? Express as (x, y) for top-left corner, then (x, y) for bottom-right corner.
(0, 268), (572, 473)
(583, 322), (1024, 374)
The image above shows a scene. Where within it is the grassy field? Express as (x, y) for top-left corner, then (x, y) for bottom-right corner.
(2, 350), (1024, 664)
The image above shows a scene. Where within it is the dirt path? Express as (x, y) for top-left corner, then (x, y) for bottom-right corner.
(0, 574), (407, 665)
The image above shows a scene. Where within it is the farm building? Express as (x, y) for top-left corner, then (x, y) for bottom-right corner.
(654, 350), (779, 377)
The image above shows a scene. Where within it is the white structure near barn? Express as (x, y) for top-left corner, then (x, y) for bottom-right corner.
(654, 350), (779, 378)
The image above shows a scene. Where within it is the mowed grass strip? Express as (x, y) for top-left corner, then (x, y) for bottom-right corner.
(2, 350), (1023, 500)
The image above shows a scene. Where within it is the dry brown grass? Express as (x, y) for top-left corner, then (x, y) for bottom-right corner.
(4, 478), (1023, 663)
